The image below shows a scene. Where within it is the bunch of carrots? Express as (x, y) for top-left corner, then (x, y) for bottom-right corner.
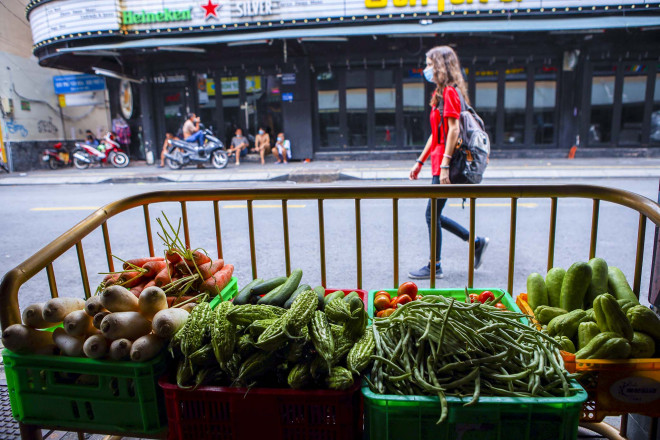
(99, 214), (234, 301)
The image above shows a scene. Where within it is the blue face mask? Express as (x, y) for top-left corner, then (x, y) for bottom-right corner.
(423, 66), (434, 83)
(259, 130), (264, 134)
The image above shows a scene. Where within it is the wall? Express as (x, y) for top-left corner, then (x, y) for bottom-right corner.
(0, 0), (110, 171)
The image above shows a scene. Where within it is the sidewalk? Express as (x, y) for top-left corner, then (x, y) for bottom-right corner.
(1, 157), (660, 185)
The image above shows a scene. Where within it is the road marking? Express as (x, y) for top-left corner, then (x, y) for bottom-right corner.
(30, 206), (100, 211)
(223, 204), (306, 209)
(448, 202), (538, 208)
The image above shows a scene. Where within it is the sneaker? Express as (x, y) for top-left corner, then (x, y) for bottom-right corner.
(474, 237), (489, 269)
(408, 263), (444, 279)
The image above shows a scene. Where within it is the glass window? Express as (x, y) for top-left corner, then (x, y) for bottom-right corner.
(533, 66), (557, 145)
(619, 66), (647, 145)
(652, 73), (660, 144)
(475, 68), (497, 142)
(346, 71), (367, 147)
(590, 66), (616, 144)
(403, 69), (426, 147)
(317, 72), (340, 148)
(503, 67), (526, 145)
(374, 70), (396, 147)
(221, 76), (241, 145)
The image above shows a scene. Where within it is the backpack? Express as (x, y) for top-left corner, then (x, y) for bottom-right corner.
(439, 87), (490, 184)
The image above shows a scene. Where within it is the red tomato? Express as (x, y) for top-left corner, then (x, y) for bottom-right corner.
(468, 293), (479, 303)
(495, 302), (507, 310)
(397, 282), (418, 300)
(478, 291), (495, 304)
(374, 295), (391, 311)
(416, 294), (423, 300)
(394, 294), (412, 307)
(375, 291), (391, 301)
(518, 293), (528, 303)
(380, 308), (395, 318)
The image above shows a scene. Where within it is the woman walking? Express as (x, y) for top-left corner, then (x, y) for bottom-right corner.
(408, 45), (489, 279)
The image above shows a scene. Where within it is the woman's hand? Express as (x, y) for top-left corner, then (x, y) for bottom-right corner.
(410, 162), (422, 180)
(440, 168), (451, 184)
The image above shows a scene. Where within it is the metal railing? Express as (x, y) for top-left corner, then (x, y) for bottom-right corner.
(2, 184), (659, 332)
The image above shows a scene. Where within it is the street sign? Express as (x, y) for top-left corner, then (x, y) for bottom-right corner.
(53, 75), (106, 95)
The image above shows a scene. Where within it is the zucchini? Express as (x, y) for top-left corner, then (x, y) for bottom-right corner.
(343, 291), (360, 303)
(526, 273), (548, 311)
(258, 269), (303, 307)
(585, 258), (608, 309)
(608, 267), (639, 305)
(250, 276), (287, 296)
(284, 284), (312, 309)
(313, 286), (326, 310)
(233, 278), (263, 305)
(324, 290), (345, 305)
(560, 262), (592, 312)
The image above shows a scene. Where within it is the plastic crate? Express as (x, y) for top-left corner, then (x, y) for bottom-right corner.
(367, 287), (522, 318)
(516, 296), (660, 422)
(208, 276), (238, 308)
(160, 378), (362, 440)
(325, 288), (368, 309)
(362, 381), (587, 440)
(3, 348), (167, 435)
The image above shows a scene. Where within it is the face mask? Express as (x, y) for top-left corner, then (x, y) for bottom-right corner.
(278, 137), (284, 142)
(423, 66), (434, 83)
(259, 129), (264, 135)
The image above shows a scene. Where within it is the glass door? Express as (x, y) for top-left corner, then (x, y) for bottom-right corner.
(155, 87), (189, 148)
(248, 74), (282, 145)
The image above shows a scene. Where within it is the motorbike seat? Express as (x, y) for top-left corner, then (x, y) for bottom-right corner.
(169, 139), (191, 148)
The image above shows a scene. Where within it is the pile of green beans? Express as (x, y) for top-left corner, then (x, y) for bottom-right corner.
(367, 293), (579, 424)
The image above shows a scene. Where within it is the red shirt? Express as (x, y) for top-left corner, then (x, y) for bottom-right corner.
(429, 86), (461, 176)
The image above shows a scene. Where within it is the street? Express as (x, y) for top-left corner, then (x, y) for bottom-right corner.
(0, 176), (657, 311)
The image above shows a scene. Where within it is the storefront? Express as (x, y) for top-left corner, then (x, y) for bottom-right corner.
(27, 0), (660, 160)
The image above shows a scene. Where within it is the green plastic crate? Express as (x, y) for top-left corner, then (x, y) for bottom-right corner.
(208, 276), (238, 308)
(3, 348), (167, 435)
(367, 287), (522, 318)
(362, 382), (588, 440)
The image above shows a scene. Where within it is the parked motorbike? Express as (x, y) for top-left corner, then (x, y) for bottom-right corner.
(72, 132), (130, 169)
(164, 127), (228, 170)
(42, 142), (71, 169)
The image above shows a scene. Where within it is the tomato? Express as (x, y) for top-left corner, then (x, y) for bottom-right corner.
(397, 282), (418, 300)
(468, 293), (479, 303)
(394, 294), (412, 307)
(477, 291), (495, 304)
(375, 291), (391, 301)
(416, 294), (423, 300)
(495, 302), (507, 310)
(379, 308), (395, 318)
(518, 293), (528, 303)
(374, 295), (391, 311)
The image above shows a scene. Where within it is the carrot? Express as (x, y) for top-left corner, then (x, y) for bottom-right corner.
(142, 260), (168, 278)
(175, 260), (193, 276)
(22, 303), (58, 329)
(100, 312), (152, 340)
(42, 297), (85, 323)
(166, 250), (182, 265)
(187, 250), (211, 267)
(130, 282), (148, 298)
(2, 324), (55, 354)
(101, 285), (140, 312)
(154, 263), (175, 287)
(199, 259), (224, 280)
(119, 271), (145, 288)
(143, 280), (156, 289)
(123, 256), (165, 270)
(103, 273), (120, 283)
(201, 264), (234, 295)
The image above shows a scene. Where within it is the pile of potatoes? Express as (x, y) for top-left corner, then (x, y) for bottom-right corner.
(2, 285), (192, 362)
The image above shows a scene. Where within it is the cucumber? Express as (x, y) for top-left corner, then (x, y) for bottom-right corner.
(284, 284), (312, 309)
(585, 258), (608, 308)
(545, 267), (565, 309)
(607, 266), (639, 305)
(526, 273), (548, 312)
(233, 278), (264, 305)
(560, 262), (592, 312)
(258, 269), (303, 307)
(250, 276), (287, 296)
(343, 291), (360, 303)
(324, 290), (345, 305)
(313, 286), (326, 310)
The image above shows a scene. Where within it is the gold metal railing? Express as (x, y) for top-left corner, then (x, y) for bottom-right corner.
(2, 184), (659, 332)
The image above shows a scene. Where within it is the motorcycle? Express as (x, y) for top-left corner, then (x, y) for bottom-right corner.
(164, 127), (228, 170)
(72, 132), (130, 169)
(42, 142), (71, 169)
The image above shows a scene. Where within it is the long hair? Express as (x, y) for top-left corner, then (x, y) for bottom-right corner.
(426, 46), (469, 108)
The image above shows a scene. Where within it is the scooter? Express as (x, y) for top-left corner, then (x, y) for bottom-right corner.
(72, 132), (130, 169)
(42, 142), (71, 169)
(164, 127), (228, 170)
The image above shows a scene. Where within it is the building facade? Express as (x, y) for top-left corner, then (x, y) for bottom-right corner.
(26, 0), (660, 162)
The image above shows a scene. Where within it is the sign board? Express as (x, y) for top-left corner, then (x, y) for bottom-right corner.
(53, 74), (106, 95)
(282, 92), (294, 102)
(58, 91), (105, 107)
(30, 0), (660, 45)
(282, 73), (296, 85)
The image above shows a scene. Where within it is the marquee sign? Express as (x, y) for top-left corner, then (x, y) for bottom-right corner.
(28, 0), (660, 45)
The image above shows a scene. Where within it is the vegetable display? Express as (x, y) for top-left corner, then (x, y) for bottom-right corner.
(367, 290), (577, 424)
(523, 257), (659, 360)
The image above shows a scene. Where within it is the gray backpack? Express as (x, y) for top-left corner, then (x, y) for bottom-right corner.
(441, 87), (490, 184)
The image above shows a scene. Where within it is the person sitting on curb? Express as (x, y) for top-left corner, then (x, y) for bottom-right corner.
(158, 132), (179, 168)
(227, 128), (249, 165)
(272, 132), (291, 164)
(253, 126), (270, 165)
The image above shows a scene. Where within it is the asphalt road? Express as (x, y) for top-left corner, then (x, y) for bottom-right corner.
(0, 177), (657, 311)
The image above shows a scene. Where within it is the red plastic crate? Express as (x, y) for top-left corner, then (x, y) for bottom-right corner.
(324, 288), (368, 309)
(160, 378), (362, 440)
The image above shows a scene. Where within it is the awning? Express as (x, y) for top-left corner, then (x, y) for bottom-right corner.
(57, 16), (660, 54)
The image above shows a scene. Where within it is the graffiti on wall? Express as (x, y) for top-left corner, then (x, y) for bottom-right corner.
(4, 119), (28, 137)
(38, 117), (59, 134)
